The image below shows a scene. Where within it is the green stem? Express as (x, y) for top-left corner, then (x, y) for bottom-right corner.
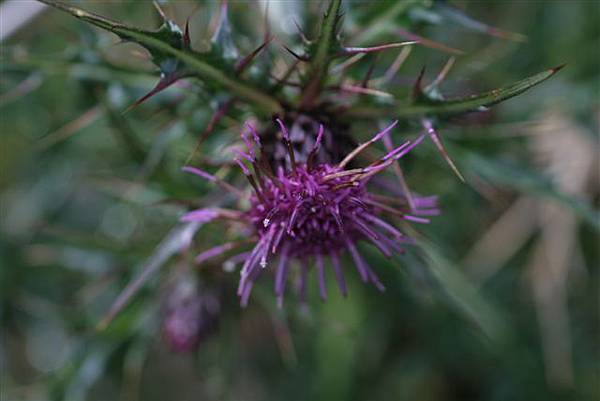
(300, 0), (342, 108)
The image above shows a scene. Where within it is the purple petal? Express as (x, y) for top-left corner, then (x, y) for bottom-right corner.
(287, 202), (302, 234)
(195, 242), (237, 264)
(412, 208), (441, 216)
(238, 241), (265, 295)
(233, 148), (253, 163)
(316, 254), (327, 301)
(362, 232), (393, 258)
(391, 133), (426, 161)
(245, 122), (262, 147)
(371, 119), (399, 144)
(403, 215), (430, 224)
(180, 208), (219, 223)
(330, 252), (348, 297)
(375, 234), (406, 255)
(367, 267), (386, 292)
(240, 279), (255, 307)
(239, 251), (266, 307)
(297, 259), (309, 302)
(345, 238), (369, 282)
(241, 132), (256, 159)
(313, 124), (324, 152)
(339, 120), (399, 168)
(414, 195), (438, 207)
(223, 251), (250, 272)
(274, 243), (291, 297)
(271, 225), (286, 254)
(276, 118), (290, 141)
(353, 218), (379, 240)
(362, 213), (404, 239)
(234, 158), (251, 175)
(182, 166), (216, 182)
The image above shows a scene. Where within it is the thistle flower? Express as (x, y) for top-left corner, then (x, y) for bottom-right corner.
(182, 120), (438, 307)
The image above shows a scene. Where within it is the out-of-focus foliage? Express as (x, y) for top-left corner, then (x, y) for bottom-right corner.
(1, 1), (598, 401)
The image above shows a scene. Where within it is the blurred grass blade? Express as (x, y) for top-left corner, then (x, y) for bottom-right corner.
(37, 0), (283, 114)
(465, 152), (600, 230)
(62, 343), (116, 401)
(97, 221), (201, 330)
(419, 241), (508, 344)
(352, 0), (421, 44)
(3, 56), (159, 85)
(433, 2), (527, 42)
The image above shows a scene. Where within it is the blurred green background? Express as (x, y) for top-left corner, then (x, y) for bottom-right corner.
(1, 1), (598, 400)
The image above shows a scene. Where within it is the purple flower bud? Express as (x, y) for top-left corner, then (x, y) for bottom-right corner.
(161, 280), (220, 353)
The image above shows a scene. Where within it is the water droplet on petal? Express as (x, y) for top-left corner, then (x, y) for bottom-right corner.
(223, 261), (235, 272)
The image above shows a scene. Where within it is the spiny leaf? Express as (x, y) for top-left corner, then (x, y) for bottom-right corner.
(283, 45), (310, 62)
(125, 19), (190, 107)
(38, 0), (283, 114)
(146, 19), (188, 68)
(345, 65), (565, 118)
(414, 65), (565, 113)
(422, 118), (465, 182)
(127, 70), (189, 111)
(235, 39), (270, 74)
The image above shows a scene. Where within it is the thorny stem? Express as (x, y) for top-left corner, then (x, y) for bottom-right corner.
(299, 0), (343, 109)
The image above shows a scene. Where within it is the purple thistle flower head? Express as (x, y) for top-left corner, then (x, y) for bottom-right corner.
(181, 120), (438, 307)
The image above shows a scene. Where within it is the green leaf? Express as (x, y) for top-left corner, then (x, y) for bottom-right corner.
(464, 152), (600, 230)
(37, 0), (283, 114)
(345, 65), (564, 118)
